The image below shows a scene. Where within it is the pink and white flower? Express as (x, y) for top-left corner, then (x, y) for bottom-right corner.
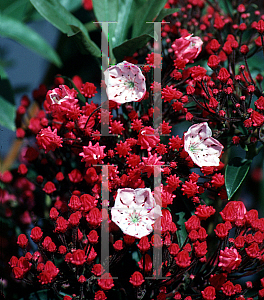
(184, 122), (224, 167)
(104, 61), (146, 104)
(111, 188), (161, 238)
(46, 85), (77, 105)
(171, 34), (203, 63)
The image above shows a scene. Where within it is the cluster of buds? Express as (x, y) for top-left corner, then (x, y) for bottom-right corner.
(1, 0), (264, 299)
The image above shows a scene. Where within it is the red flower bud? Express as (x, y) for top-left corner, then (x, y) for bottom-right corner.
(17, 234), (28, 248)
(129, 271), (144, 287)
(30, 227), (43, 243)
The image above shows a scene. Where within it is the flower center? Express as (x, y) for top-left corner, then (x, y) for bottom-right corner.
(189, 143), (203, 153)
(126, 81), (135, 88)
(130, 210), (141, 224)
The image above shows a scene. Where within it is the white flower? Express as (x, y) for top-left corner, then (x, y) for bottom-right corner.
(111, 188), (161, 238)
(104, 61), (146, 104)
(184, 122), (224, 167)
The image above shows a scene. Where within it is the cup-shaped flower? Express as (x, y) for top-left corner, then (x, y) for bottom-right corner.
(104, 61), (146, 104)
(111, 188), (161, 238)
(46, 85), (77, 105)
(184, 122), (224, 167)
(171, 34), (203, 63)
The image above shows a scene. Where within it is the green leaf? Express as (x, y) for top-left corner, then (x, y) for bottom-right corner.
(155, 8), (179, 22)
(0, 66), (16, 131)
(58, 0), (82, 12)
(0, 65), (15, 105)
(132, 0), (168, 38)
(113, 34), (153, 62)
(2, 0), (32, 21)
(93, 0), (136, 50)
(19, 289), (62, 300)
(225, 157), (252, 200)
(112, 8), (179, 62)
(92, 0), (119, 23)
(0, 13), (62, 67)
(141, 8), (179, 37)
(0, 0), (14, 11)
(0, 95), (16, 131)
(29, 0), (101, 58)
(176, 212), (187, 247)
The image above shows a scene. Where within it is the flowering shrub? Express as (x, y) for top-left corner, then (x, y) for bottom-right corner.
(1, 0), (264, 299)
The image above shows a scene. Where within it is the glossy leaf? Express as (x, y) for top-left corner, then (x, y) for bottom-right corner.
(59, 0), (82, 11)
(113, 34), (152, 62)
(225, 157), (252, 200)
(0, 13), (62, 67)
(93, 0), (175, 61)
(112, 8), (179, 62)
(0, 67), (16, 131)
(93, 0), (137, 50)
(29, 0), (101, 58)
(0, 95), (16, 131)
(176, 212), (187, 247)
(2, 0), (31, 21)
(139, 7), (179, 37)
(132, 0), (168, 38)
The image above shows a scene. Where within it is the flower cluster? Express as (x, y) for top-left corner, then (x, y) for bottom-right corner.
(1, 1), (264, 299)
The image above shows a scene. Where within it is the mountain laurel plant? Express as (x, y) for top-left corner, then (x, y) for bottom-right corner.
(1, 0), (264, 299)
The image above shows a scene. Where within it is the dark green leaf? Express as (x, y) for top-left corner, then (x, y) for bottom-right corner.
(85, 21), (99, 32)
(0, 66), (15, 105)
(113, 34), (153, 62)
(0, 95), (16, 131)
(59, 0), (82, 11)
(0, 67), (16, 131)
(92, 0), (119, 23)
(2, 0), (31, 21)
(0, 13), (62, 67)
(19, 289), (61, 300)
(93, 0), (137, 51)
(132, 0), (168, 38)
(176, 212), (187, 247)
(225, 157), (252, 200)
(0, 0), (14, 11)
(155, 8), (179, 22)
(29, 0), (101, 58)
(112, 7), (179, 60)
(141, 8), (179, 37)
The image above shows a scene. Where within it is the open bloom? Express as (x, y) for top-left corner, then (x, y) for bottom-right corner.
(171, 34), (203, 63)
(184, 122), (224, 167)
(111, 188), (161, 238)
(104, 61), (146, 104)
(46, 84), (77, 105)
(218, 247), (241, 272)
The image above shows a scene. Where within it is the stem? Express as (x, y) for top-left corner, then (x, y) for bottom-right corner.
(84, 105), (102, 129)
(261, 34), (264, 57)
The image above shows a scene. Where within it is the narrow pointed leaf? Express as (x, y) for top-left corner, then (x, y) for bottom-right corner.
(0, 13), (62, 67)
(113, 34), (153, 62)
(0, 96), (16, 131)
(29, 0), (101, 58)
(132, 0), (168, 38)
(176, 212), (187, 247)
